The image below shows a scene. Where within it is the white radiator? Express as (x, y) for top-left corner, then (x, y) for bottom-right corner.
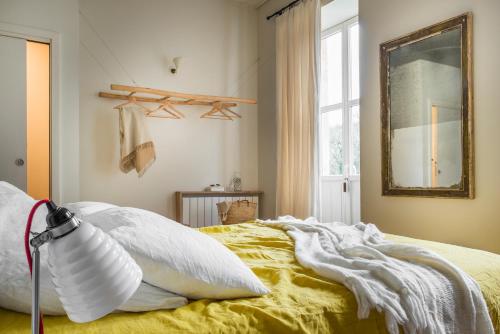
(175, 191), (262, 227)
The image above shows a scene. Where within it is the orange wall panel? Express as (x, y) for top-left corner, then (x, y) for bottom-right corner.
(26, 41), (50, 199)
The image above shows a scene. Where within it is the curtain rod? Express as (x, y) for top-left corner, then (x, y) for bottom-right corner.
(266, 0), (302, 20)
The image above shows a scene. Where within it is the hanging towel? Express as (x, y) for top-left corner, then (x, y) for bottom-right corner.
(119, 105), (156, 177)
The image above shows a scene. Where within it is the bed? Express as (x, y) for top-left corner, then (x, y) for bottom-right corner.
(1, 222), (499, 334)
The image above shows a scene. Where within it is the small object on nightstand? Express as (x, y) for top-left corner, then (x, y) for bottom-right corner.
(206, 184), (225, 192)
(231, 173), (242, 192)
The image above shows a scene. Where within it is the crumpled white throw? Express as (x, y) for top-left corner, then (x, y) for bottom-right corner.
(261, 216), (494, 334)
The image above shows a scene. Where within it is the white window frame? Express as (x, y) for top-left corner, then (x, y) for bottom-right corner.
(320, 16), (359, 182)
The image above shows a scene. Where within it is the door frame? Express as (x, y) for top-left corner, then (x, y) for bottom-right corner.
(0, 22), (61, 202)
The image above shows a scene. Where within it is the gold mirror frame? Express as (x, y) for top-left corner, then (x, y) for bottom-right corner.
(380, 13), (474, 198)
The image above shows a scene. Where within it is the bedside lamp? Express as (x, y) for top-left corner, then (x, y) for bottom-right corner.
(25, 200), (142, 334)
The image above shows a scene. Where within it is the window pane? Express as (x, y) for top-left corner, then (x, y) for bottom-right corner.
(321, 109), (343, 176)
(349, 23), (359, 100)
(321, 32), (342, 107)
(351, 105), (360, 175)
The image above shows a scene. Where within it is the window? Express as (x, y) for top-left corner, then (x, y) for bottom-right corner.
(320, 31), (342, 107)
(320, 17), (359, 177)
(321, 108), (343, 175)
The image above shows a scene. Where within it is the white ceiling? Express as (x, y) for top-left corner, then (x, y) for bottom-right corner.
(322, 0), (358, 30)
(233, 0), (357, 19)
(233, 0), (269, 8)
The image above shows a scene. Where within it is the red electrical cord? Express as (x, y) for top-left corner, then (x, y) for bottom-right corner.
(25, 199), (49, 334)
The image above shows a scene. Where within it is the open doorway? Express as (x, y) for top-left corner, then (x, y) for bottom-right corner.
(0, 36), (50, 199)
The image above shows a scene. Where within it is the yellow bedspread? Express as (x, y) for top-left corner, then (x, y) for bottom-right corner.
(1, 222), (499, 334)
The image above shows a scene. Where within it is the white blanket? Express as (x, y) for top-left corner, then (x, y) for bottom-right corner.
(261, 216), (494, 334)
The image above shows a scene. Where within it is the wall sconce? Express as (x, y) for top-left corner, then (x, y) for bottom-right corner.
(168, 56), (182, 74)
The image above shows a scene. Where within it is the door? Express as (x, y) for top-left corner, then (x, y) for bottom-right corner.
(319, 17), (360, 224)
(0, 35), (50, 198)
(429, 104), (462, 188)
(0, 35), (27, 191)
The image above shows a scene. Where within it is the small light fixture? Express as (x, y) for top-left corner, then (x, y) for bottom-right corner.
(169, 56), (182, 74)
(25, 200), (142, 334)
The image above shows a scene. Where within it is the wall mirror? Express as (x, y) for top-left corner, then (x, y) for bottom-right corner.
(380, 13), (473, 198)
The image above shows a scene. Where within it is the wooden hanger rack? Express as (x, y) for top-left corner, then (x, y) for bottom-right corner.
(98, 84), (257, 120)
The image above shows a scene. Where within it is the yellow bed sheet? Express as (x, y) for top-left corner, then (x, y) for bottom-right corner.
(1, 222), (499, 334)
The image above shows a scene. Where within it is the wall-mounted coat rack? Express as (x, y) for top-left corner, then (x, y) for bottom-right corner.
(98, 84), (257, 120)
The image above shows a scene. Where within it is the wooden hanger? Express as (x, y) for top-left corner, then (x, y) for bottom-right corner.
(201, 102), (241, 121)
(222, 105), (242, 119)
(146, 98), (184, 119)
(112, 93), (153, 114)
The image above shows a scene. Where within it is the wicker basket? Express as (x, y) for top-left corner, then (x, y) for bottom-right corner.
(216, 200), (257, 225)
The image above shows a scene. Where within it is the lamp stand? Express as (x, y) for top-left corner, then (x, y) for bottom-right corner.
(32, 247), (41, 334)
(24, 199), (141, 332)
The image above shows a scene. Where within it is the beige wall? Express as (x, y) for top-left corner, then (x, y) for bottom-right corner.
(257, 0), (290, 219)
(79, 0), (258, 218)
(26, 41), (50, 199)
(360, 0), (500, 253)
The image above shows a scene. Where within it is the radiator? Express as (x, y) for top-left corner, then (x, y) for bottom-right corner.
(175, 191), (263, 227)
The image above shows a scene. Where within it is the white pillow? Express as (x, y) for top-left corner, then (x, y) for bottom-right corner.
(84, 207), (269, 299)
(0, 182), (187, 314)
(63, 201), (117, 218)
(118, 282), (187, 312)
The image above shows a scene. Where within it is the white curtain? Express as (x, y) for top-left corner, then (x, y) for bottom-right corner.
(276, 0), (321, 219)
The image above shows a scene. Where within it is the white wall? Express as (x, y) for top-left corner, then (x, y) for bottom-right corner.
(360, 0), (500, 253)
(79, 0), (258, 218)
(0, 0), (80, 202)
(391, 125), (426, 187)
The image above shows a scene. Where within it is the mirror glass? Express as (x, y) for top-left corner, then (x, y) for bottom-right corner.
(388, 27), (462, 188)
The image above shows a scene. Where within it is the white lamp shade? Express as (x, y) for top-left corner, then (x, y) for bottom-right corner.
(47, 221), (142, 323)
